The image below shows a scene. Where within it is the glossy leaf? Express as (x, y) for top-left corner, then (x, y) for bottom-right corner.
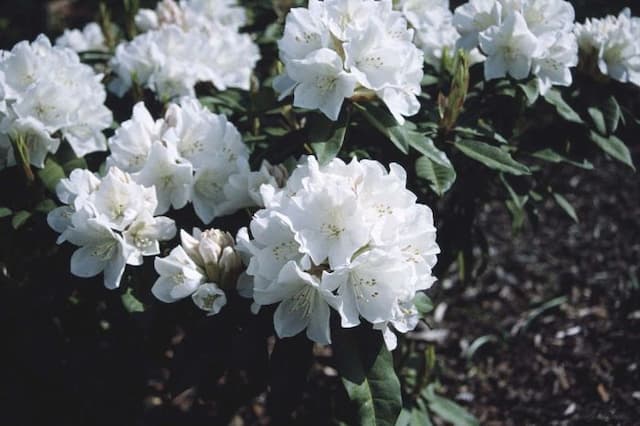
(333, 326), (402, 426)
(309, 109), (350, 165)
(454, 140), (530, 175)
(589, 131), (635, 170)
(543, 89), (583, 124)
(422, 385), (478, 426)
(415, 156), (457, 196)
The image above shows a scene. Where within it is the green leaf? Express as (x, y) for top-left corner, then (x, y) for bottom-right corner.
(358, 103), (415, 154)
(333, 326), (402, 426)
(121, 288), (145, 313)
(37, 158), (65, 192)
(415, 156), (457, 196)
(309, 109), (350, 165)
(603, 95), (621, 134)
(62, 157), (88, 175)
(589, 131), (635, 170)
(518, 79), (539, 106)
(407, 134), (452, 167)
(531, 149), (593, 170)
(588, 107), (607, 135)
(413, 292), (434, 316)
(0, 207), (12, 219)
(411, 406), (433, 426)
(553, 193), (578, 223)
(11, 210), (32, 229)
(454, 140), (530, 175)
(543, 89), (583, 124)
(35, 199), (57, 214)
(422, 385), (478, 426)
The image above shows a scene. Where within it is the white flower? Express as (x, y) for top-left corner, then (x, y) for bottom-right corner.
(152, 245), (206, 302)
(254, 261), (338, 345)
(65, 207), (136, 290)
(574, 8), (640, 86)
(239, 156), (439, 347)
(192, 283), (227, 315)
(55, 22), (107, 52)
(287, 48), (358, 120)
(453, 0), (502, 49)
(275, 0), (423, 123)
(48, 165), (177, 290)
(105, 98), (257, 223)
(479, 11), (539, 80)
(124, 212), (177, 265)
(0, 35), (112, 167)
(133, 142), (193, 214)
(152, 227), (243, 314)
(107, 102), (165, 173)
(113, 2), (259, 100)
(532, 32), (578, 94)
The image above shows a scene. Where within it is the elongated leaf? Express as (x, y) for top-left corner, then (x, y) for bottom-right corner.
(309, 109), (350, 165)
(62, 157), (88, 174)
(333, 326), (402, 426)
(603, 95), (621, 134)
(11, 210), (31, 229)
(543, 89), (583, 124)
(35, 199), (57, 214)
(588, 107), (607, 135)
(589, 131), (635, 170)
(532, 149), (593, 170)
(553, 193), (578, 223)
(416, 156), (456, 196)
(454, 140), (530, 175)
(0, 207), (12, 219)
(37, 158), (65, 192)
(407, 134), (452, 167)
(518, 80), (539, 106)
(422, 385), (478, 426)
(359, 103), (415, 154)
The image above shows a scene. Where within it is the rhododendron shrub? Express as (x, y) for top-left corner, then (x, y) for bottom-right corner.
(0, 1), (637, 424)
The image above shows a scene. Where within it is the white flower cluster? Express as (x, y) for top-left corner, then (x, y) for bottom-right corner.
(574, 8), (640, 87)
(237, 156), (439, 349)
(110, 0), (259, 100)
(397, 0), (483, 70)
(136, 0), (246, 32)
(152, 228), (243, 314)
(47, 167), (177, 289)
(55, 22), (107, 53)
(453, 0), (578, 93)
(274, 0), (424, 123)
(0, 35), (112, 169)
(106, 98), (278, 223)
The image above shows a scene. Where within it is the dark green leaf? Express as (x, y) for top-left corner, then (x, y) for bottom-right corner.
(415, 156), (457, 196)
(518, 80), (539, 106)
(411, 406), (433, 426)
(62, 157), (88, 174)
(543, 89), (583, 124)
(0, 207), (12, 219)
(11, 210), (32, 229)
(358, 103), (415, 154)
(588, 107), (607, 135)
(309, 109), (350, 165)
(454, 140), (530, 175)
(37, 158), (65, 192)
(35, 199), (57, 214)
(121, 288), (145, 313)
(333, 326), (402, 426)
(553, 193), (578, 223)
(422, 385), (478, 426)
(531, 149), (593, 170)
(407, 134), (452, 167)
(603, 95), (621, 134)
(589, 131), (635, 170)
